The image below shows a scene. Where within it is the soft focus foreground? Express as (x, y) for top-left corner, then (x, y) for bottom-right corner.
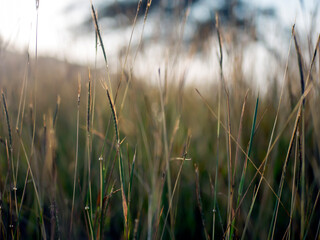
(0, 2), (320, 240)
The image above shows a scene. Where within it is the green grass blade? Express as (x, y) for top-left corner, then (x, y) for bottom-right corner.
(237, 95), (259, 208)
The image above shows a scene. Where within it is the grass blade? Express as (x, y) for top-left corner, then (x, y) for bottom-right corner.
(70, 75), (81, 235)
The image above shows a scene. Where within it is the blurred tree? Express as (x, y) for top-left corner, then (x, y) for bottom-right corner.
(65, 0), (277, 55)
(85, 0), (276, 39)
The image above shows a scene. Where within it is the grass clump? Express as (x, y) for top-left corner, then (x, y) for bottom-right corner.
(0, 2), (320, 239)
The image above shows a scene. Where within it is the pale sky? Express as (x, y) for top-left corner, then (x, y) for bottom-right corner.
(0, 0), (98, 63)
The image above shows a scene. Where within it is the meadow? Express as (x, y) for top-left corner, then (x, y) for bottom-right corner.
(0, 2), (320, 239)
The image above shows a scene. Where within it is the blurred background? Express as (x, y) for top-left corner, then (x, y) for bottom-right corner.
(1, 0), (319, 86)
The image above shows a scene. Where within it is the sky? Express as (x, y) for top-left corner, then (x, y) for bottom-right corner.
(0, 0), (319, 69)
(0, 0), (95, 62)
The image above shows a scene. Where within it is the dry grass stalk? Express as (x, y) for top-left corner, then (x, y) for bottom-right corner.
(101, 79), (128, 234)
(195, 164), (210, 240)
(160, 132), (191, 239)
(70, 74), (81, 235)
(268, 104), (301, 240)
(90, 0), (113, 99)
(215, 14), (233, 239)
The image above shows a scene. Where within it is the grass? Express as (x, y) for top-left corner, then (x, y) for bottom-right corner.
(0, 1), (320, 239)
